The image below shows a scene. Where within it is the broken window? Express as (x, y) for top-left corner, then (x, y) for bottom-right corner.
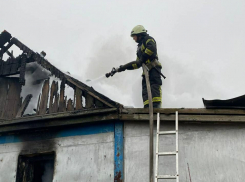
(16, 152), (55, 182)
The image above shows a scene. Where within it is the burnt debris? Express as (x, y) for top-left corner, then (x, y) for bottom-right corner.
(0, 30), (122, 120)
(203, 95), (245, 109)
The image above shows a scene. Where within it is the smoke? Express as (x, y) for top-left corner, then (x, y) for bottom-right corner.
(81, 35), (141, 107)
(82, 35), (225, 108)
(21, 63), (74, 115)
(160, 55), (222, 108)
(19, 35), (236, 110)
(2, 0), (245, 109)
(21, 63), (51, 114)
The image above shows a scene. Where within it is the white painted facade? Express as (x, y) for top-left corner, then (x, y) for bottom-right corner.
(1, 119), (245, 182)
(124, 120), (245, 182)
(0, 132), (114, 182)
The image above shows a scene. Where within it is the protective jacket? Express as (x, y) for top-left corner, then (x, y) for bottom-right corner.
(121, 34), (162, 107)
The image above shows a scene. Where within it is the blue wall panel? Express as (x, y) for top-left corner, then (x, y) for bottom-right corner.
(114, 120), (124, 182)
(0, 122), (114, 145)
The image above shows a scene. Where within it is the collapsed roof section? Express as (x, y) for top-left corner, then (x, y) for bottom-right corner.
(203, 95), (245, 109)
(0, 30), (122, 120)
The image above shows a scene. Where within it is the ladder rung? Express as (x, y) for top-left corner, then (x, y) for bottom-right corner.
(158, 151), (177, 156)
(157, 175), (177, 179)
(158, 131), (176, 135)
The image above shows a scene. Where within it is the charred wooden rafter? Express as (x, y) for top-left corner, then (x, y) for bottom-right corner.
(16, 94), (33, 118)
(19, 54), (27, 85)
(0, 30), (122, 119)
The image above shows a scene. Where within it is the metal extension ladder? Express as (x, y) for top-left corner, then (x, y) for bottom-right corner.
(155, 111), (179, 182)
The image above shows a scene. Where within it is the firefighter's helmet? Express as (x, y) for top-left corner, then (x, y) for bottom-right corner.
(131, 25), (147, 36)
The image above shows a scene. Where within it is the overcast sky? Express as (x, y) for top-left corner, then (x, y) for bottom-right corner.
(1, 0), (245, 108)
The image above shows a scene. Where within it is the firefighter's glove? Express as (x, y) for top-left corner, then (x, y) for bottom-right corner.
(117, 65), (126, 72)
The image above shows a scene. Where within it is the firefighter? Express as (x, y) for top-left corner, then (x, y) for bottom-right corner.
(116, 25), (162, 108)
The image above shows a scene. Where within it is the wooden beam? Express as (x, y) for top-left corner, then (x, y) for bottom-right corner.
(36, 94), (41, 114)
(0, 57), (20, 76)
(85, 92), (95, 109)
(0, 108), (118, 126)
(16, 94), (33, 118)
(120, 114), (245, 123)
(38, 79), (49, 115)
(0, 78), (8, 118)
(67, 99), (74, 111)
(49, 81), (58, 114)
(95, 99), (104, 108)
(67, 78), (114, 108)
(2, 78), (22, 119)
(3, 107), (245, 133)
(58, 80), (66, 112)
(0, 113), (118, 133)
(53, 93), (59, 113)
(122, 108), (245, 115)
(19, 55), (27, 85)
(49, 81), (56, 113)
(75, 87), (83, 110)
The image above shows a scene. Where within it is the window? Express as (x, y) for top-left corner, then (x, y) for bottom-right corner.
(16, 152), (55, 182)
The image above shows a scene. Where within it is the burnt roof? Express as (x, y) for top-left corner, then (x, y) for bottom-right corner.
(0, 30), (122, 109)
(203, 95), (245, 109)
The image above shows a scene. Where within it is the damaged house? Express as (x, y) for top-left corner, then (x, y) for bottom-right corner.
(1, 30), (245, 182)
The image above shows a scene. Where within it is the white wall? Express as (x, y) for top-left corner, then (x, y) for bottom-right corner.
(124, 121), (245, 182)
(0, 132), (114, 182)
